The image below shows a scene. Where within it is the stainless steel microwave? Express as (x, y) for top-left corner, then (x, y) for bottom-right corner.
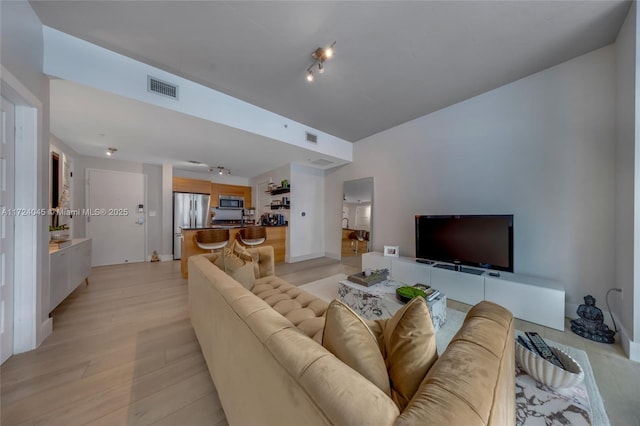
(218, 195), (244, 209)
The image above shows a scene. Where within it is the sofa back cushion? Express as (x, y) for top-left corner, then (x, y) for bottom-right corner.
(246, 246), (276, 278)
(378, 297), (438, 410)
(322, 300), (391, 396)
(203, 252), (225, 270)
(223, 241), (256, 290)
(394, 301), (515, 426)
(322, 297), (438, 411)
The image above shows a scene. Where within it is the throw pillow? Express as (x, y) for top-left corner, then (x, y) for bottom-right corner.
(223, 241), (256, 290)
(322, 300), (391, 396)
(211, 252), (225, 271)
(380, 296), (438, 410)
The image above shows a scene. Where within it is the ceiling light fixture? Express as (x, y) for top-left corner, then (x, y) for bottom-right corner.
(106, 147), (117, 156)
(209, 166), (231, 176)
(306, 41), (336, 83)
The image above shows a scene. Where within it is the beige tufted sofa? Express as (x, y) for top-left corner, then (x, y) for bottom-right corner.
(188, 245), (516, 426)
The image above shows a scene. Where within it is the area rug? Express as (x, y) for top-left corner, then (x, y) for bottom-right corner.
(300, 274), (610, 426)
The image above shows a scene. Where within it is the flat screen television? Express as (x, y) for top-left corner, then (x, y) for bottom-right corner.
(415, 215), (514, 272)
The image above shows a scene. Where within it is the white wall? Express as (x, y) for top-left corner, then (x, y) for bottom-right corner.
(249, 163), (325, 262)
(250, 164), (291, 220)
(0, 0), (52, 348)
(43, 27), (353, 163)
(289, 164), (325, 262)
(326, 45), (617, 319)
(615, 1), (640, 360)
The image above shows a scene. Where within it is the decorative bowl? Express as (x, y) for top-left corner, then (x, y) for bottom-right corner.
(50, 232), (70, 242)
(395, 286), (426, 303)
(515, 340), (584, 388)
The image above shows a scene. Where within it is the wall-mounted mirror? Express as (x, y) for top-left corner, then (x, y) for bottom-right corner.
(341, 177), (373, 266)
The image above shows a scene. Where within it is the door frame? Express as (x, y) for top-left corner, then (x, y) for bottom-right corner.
(1, 65), (50, 356)
(85, 168), (148, 265)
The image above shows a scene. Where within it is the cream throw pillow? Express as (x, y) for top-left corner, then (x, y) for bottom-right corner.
(322, 297), (438, 411)
(380, 296), (438, 410)
(223, 241), (255, 290)
(322, 300), (391, 396)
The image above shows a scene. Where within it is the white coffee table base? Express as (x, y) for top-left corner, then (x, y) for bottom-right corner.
(337, 279), (447, 332)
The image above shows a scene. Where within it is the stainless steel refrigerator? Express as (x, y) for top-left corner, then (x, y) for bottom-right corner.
(173, 192), (210, 259)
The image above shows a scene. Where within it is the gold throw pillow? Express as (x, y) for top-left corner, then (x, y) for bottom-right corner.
(223, 241), (255, 290)
(380, 297), (438, 410)
(322, 300), (391, 396)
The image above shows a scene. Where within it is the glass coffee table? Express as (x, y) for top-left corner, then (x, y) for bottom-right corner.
(337, 279), (446, 331)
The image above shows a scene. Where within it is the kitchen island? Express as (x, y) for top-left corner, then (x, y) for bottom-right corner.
(180, 225), (287, 277)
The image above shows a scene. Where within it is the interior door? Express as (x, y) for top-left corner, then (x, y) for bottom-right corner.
(87, 169), (145, 266)
(0, 96), (15, 364)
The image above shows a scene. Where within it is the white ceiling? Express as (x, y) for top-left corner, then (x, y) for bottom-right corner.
(31, 1), (631, 177)
(49, 79), (348, 178)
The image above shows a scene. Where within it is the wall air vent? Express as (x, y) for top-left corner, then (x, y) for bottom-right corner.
(310, 158), (334, 167)
(305, 132), (318, 144)
(147, 76), (179, 100)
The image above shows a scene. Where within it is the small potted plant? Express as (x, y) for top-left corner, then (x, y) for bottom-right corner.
(49, 224), (70, 241)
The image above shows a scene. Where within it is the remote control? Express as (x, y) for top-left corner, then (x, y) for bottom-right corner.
(525, 332), (565, 369)
(517, 335), (534, 352)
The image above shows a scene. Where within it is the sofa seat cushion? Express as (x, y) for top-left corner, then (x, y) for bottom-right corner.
(252, 276), (328, 342)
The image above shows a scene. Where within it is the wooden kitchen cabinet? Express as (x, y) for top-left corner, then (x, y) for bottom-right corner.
(173, 177), (211, 194)
(172, 177), (252, 207)
(211, 183), (252, 207)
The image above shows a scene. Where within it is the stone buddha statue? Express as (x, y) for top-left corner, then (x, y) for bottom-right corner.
(570, 295), (615, 344)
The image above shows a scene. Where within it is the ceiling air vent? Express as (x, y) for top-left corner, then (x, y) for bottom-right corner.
(310, 158), (334, 167)
(305, 132), (318, 144)
(147, 76), (179, 100)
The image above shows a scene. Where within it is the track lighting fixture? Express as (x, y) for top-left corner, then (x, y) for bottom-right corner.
(208, 166), (231, 176)
(306, 41), (336, 83)
(106, 147), (117, 156)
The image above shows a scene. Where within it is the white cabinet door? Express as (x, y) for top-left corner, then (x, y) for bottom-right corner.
(50, 251), (69, 311)
(430, 266), (485, 305)
(50, 239), (92, 312)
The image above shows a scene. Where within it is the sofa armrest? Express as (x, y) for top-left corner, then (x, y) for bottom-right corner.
(394, 301), (515, 426)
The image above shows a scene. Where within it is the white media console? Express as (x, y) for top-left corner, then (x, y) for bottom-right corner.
(363, 252), (565, 330)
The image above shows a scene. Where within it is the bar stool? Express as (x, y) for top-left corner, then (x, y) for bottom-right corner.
(236, 226), (267, 247)
(348, 230), (370, 255)
(194, 229), (230, 252)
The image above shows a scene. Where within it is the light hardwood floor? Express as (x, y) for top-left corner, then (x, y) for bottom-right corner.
(1, 257), (639, 425)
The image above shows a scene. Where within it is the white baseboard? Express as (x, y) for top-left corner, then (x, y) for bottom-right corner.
(288, 252), (326, 263)
(325, 251), (341, 260)
(613, 313), (640, 362)
(40, 317), (53, 344)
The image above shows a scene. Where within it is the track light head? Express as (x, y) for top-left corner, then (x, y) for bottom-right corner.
(306, 41), (336, 82)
